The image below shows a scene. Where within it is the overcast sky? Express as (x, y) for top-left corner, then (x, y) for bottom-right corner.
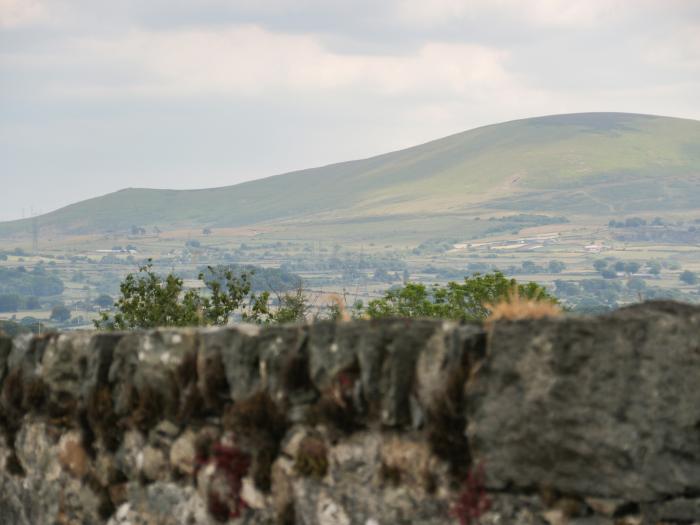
(1, 0), (699, 221)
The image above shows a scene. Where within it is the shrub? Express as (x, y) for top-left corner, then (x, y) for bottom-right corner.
(364, 272), (556, 322)
(680, 270), (698, 285)
(50, 304), (71, 322)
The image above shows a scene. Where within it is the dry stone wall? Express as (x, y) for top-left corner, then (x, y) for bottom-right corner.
(1, 301), (700, 524)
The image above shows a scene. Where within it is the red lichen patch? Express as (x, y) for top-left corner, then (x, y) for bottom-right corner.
(450, 463), (491, 525)
(202, 442), (251, 522)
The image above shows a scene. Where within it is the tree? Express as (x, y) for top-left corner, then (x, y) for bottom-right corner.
(627, 278), (647, 292)
(548, 260), (566, 274)
(94, 261), (270, 330)
(50, 304), (71, 322)
(364, 272), (556, 322)
(624, 262), (641, 274)
(593, 260), (608, 273)
(273, 287), (309, 324)
(94, 294), (114, 309)
(647, 261), (662, 275)
(679, 270), (698, 285)
(24, 296), (41, 310)
(0, 294), (20, 312)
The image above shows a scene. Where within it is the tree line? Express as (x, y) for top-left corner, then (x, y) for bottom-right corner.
(94, 261), (555, 330)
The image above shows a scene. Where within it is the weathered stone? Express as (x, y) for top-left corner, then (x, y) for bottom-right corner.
(0, 335), (12, 385)
(170, 429), (196, 476)
(466, 301), (700, 501)
(1, 308), (700, 524)
(584, 497), (628, 517)
(200, 325), (261, 402)
(642, 497), (700, 523)
(141, 445), (169, 482)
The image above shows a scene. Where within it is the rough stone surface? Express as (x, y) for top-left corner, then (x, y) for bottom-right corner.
(0, 303), (698, 524)
(467, 301), (700, 502)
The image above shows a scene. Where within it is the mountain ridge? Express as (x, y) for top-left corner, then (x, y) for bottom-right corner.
(2, 112), (700, 239)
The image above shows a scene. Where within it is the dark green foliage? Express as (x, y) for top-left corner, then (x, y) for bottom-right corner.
(94, 294), (114, 308)
(364, 272), (555, 322)
(273, 287), (309, 324)
(647, 261), (662, 275)
(50, 304), (71, 322)
(627, 278), (647, 292)
(624, 262), (641, 274)
(548, 260), (566, 274)
(680, 270), (698, 285)
(200, 264), (302, 294)
(0, 294), (20, 312)
(0, 266), (64, 296)
(94, 261), (269, 330)
(593, 260), (608, 272)
(24, 296), (40, 310)
(609, 217), (647, 228)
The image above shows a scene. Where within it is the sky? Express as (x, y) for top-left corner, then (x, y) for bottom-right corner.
(1, 0), (699, 221)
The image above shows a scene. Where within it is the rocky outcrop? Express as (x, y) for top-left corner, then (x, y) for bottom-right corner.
(0, 301), (699, 524)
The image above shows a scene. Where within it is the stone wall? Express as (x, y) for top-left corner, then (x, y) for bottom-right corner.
(1, 301), (699, 524)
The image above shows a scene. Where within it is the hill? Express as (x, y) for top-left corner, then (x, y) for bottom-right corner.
(2, 112), (699, 240)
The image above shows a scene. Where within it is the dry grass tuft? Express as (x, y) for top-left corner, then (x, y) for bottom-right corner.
(327, 294), (351, 322)
(485, 288), (561, 326)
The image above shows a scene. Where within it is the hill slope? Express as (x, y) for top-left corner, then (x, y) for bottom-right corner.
(2, 112), (700, 238)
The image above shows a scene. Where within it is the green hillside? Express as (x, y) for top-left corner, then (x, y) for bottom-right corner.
(2, 112), (699, 238)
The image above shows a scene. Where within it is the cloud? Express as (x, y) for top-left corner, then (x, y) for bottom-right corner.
(0, 0), (47, 28)
(12, 24), (514, 101)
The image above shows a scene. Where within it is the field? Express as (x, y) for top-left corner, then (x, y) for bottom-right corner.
(2, 209), (699, 331)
